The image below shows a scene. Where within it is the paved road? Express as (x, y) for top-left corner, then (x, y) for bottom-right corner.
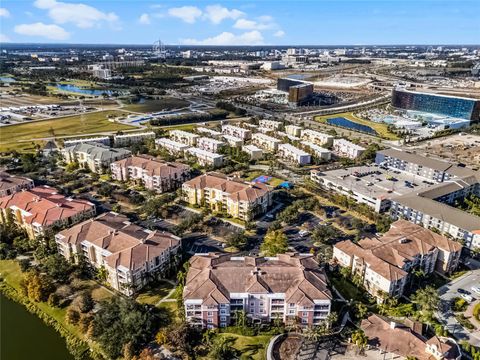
(437, 268), (480, 346)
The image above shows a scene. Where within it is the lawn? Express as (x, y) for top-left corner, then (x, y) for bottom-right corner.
(0, 260), (110, 354)
(135, 280), (175, 305)
(0, 110), (135, 152)
(123, 97), (190, 113)
(314, 112), (399, 140)
(329, 273), (373, 304)
(217, 333), (271, 360)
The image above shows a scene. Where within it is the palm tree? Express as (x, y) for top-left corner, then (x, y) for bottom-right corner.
(351, 329), (368, 354)
(96, 266), (108, 284)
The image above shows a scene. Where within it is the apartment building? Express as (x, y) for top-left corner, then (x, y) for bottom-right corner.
(376, 148), (475, 183)
(222, 125), (252, 140)
(222, 134), (244, 147)
(301, 142), (331, 161)
(182, 173), (272, 221)
(362, 315), (461, 360)
(252, 133), (281, 153)
(62, 143), (131, 173)
(0, 186), (95, 239)
(0, 172), (34, 197)
(155, 138), (189, 154)
(285, 125), (302, 137)
(278, 143), (311, 165)
(183, 253), (332, 329)
(242, 145), (263, 160)
(55, 212), (181, 296)
(185, 148), (224, 168)
(259, 119), (282, 131)
(63, 136), (111, 147)
(333, 220), (461, 299)
(110, 155), (190, 193)
(170, 130), (199, 146)
(196, 137), (225, 153)
(332, 139), (365, 159)
(390, 176), (480, 249)
(197, 127), (222, 138)
(113, 132), (155, 146)
(300, 129), (334, 147)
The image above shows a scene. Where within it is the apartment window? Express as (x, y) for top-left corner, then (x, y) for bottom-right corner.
(289, 310), (295, 314)
(302, 319), (308, 324)
(302, 312), (308, 316)
(208, 318), (213, 323)
(220, 316), (226, 322)
(220, 323), (226, 328)
(208, 312), (213, 316)
(289, 303), (295, 307)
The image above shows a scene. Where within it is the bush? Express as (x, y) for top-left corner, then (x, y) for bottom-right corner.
(19, 258), (31, 272)
(47, 293), (61, 307)
(78, 291), (94, 313)
(65, 308), (81, 325)
(452, 297), (468, 312)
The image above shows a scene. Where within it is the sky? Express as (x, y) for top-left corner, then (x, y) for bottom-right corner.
(0, 0), (479, 45)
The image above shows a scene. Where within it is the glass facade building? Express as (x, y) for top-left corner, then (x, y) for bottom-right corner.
(392, 88), (480, 122)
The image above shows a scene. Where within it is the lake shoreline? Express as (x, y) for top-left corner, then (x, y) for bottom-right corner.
(0, 277), (95, 360)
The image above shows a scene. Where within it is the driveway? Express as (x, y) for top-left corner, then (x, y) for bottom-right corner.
(437, 268), (480, 346)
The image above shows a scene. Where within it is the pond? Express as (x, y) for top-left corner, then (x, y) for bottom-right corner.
(0, 293), (74, 360)
(326, 117), (378, 135)
(55, 84), (113, 96)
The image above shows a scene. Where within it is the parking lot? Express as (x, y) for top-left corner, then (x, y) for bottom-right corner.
(437, 266), (480, 346)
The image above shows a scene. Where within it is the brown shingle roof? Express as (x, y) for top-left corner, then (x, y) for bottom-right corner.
(0, 186), (94, 227)
(57, 212), (180, 271)
(184, 253), (331, 305)
(112, 155), (189, 177)
(183, 172), (271, 203)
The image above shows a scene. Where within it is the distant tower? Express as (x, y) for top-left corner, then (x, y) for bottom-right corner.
(153, 39), (166, 59)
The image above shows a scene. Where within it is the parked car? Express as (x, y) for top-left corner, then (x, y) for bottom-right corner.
(471, 286), (480, 295)
(298, 230), (310, 237)
(458, 288), (470, 295)
(461, 293), (474, 303)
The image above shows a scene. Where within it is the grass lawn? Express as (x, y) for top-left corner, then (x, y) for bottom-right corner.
(0, 110), (135, 152)
(314, 112), (399, 140)
(329, 273), (372, 303)
(123, 97), (190, 113)
(158, 301), (182, 324)
(217, 333), (271, 360)
(135, 280), (174, 305)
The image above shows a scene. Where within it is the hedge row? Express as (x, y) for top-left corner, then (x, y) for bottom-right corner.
(0, 282), (104, 360)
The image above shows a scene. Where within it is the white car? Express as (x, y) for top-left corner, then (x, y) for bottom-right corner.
(461, 293), (474, 303)
(298, 230), (310, 237)
(471, 286), (480, 295)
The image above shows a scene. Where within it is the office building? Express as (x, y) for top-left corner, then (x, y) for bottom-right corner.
(62, 143), (131, 173)
(222, 125), (252, 140)
(110, 155), (190, 193)
(332, 139), (365, 159)
(55, 212), (181, 296)
(278, 143), (311, 165)
(392, 86), (480, 122)
(184, 253), (332, 329)
(185, 148), (224, 168)
(333, 220), (461, 300)
(182, 173), (272, 221)
(0, 186), (95, 239)
(252, 133), (281, 152)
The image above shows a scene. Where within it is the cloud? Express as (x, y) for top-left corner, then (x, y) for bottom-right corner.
(34, 0), (119, 29)
(233, 16), (276, 30)
(139, 13), (150, 25)
(150, 4), (165, 9)
(203, 5), (244, 24)
(181, 30), (264, 45)
(14, 22), (70, 40)
(168, 6), (202, 23)
(0, 33), (11, 42)
(274, 30), (285, 38)
(0, 8), (10, 17)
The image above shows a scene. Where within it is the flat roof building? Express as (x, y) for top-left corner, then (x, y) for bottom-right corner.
(242, 145), (263, 160)
(170, 130), (199, 146)
(113, 132), (155, 146)
(278, 143), (311, 165)
(196, 137), (225, 153)
(300, 129), (334, 147)
(155, 138), (189, 154)
(252, 133), (281, 152)
(301, 142), (331, 161)
(332, 139), (365, 159)
(222, 125), (252, 140)
(185, 147), (224, 168)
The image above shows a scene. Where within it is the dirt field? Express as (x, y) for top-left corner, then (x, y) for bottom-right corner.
(407, 133), (480, 168)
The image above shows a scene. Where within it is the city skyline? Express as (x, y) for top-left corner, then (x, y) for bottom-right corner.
(0, 0), (479, 45)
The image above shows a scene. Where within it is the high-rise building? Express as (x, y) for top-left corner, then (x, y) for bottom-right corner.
(391, 87), (480, 122)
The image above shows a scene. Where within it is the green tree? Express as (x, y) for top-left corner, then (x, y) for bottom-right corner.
(411, 286), (440, 314)
(260, 229), (288, 256)
(78, 291), (94, 313)
(351, 329), (368, 353)
(43, 254), (72, 283)
(208, 336), (238, 360)
(66, 308), (80, 325)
